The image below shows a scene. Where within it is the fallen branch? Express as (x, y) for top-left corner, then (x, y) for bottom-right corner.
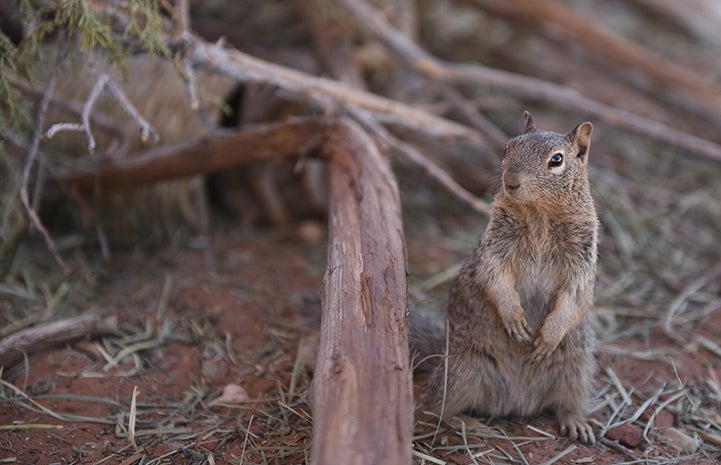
(338, 0), (721, 163)
(0, 314), (119, 371)
(186, 38), (481, 143)
(352, 109), (492, 216)
(340, 0), (508, 153)
(59, 117), (326, 192)
(311, 117), (412, 465)
(443, 62), (721, 163)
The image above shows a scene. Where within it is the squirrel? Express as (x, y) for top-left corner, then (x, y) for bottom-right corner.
(410, 112), (599, 444)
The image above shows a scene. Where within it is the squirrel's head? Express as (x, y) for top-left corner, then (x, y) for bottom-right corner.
(500, 111), (592, 204)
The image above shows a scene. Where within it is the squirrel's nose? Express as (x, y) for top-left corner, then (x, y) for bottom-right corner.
(504, 171), (521, 191)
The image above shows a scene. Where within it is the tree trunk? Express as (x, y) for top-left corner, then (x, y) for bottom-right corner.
(311, 117), (412, 465)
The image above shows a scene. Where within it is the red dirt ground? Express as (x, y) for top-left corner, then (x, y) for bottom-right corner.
(2, 219), (720, 464)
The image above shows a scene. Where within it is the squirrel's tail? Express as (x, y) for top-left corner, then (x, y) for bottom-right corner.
(408, 307), (447, 374)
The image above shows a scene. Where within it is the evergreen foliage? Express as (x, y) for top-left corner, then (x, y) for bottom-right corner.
(0, 0), (171, 144)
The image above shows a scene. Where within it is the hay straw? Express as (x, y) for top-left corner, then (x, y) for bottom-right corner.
(538, 444), (576, 465)
(128, 386), (139, 449)
(0, 379), (115, 425)
(0, 423), (63, 430)
(457, 418), (482, 465)
(412, 449), (446, 464)
(605, 384), (664, 432)
(239, 415), (254, 465)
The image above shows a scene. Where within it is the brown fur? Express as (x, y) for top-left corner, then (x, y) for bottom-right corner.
(411, 112), (599, 444)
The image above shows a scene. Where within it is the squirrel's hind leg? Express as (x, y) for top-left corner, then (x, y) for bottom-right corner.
(426, 353), (509, 420)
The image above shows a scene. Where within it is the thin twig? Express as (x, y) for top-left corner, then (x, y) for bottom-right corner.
(181, 57), (200, 111)
(104, 78), (159, 144)
(352, 109), (492, 216)
(81, 73), (110, 152)
(432, 318), (451, 446)
(178, 0), (190, 36)
(20, 51), (69, 273)
(44, 122), (85, 138)
(44, 72), (109, 152)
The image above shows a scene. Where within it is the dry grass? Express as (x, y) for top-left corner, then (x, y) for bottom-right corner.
(0, 284), (315, 464)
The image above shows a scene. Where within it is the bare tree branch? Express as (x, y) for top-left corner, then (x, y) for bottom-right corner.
(352, 109), (492, 216)
(20, 52), (69, 274)
(186, 38), (482, 143)
(0, 315), (119, 370)
(336, 0), (721, 163)
(59, 117), (327, 192)
(463, 0), (721, 125)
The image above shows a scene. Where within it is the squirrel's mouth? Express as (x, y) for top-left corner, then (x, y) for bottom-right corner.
(503, 184), (533, 203)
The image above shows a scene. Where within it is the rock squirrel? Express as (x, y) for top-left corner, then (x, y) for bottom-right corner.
(410, 112), (599, 444)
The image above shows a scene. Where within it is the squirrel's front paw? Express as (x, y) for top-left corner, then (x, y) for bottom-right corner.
(500, 305), (534, 346)
(528, 324), (563, 364)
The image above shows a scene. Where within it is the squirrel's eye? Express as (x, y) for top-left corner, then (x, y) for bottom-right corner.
(548, 153), (564, 168)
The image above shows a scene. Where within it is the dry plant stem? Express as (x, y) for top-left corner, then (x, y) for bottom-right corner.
(181, 57), (200, 110)
(187, 38), (480, 143)
(60, 117), (326, 192)
(312, 117), (412, 465)
(0, 314), (119, 370)
(15, 76), (128, 142)
(80, 73), (108, 152)
(178, 0), (190, 36)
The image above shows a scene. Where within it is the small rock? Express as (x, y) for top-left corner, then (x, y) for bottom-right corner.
(201, 358), (227, 384)
(605, 423), (645, 448)
(209, 384), (250, 406)
(658, 427), (699, 453)
(296, 220), (324, 245)
(654, 409), (675, 429)
(640, 407), (675, 429)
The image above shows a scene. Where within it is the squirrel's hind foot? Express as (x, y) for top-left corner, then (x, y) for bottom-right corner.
(559, 414), (596, 445)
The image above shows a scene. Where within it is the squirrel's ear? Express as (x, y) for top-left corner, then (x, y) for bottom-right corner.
(523, 111), (537, 134)
(570, 122), (593, 163)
